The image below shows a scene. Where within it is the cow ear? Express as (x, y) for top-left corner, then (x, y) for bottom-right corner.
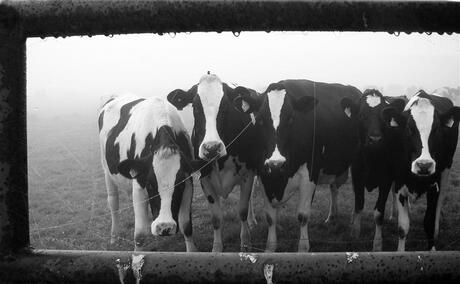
(118, 154), (153, 179)
(167, 88), (194, 110)
(381, 107), (407, 129)
(341, 97), (357, 118)
(292, 96), (318, 113)
(231, 86), (261, 113)
(441, 106), (460, 128)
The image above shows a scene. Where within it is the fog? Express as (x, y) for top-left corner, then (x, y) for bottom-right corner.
(27, 32), (460, 119)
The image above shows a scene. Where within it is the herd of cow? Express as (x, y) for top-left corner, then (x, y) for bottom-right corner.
(98, 73), (459, 253)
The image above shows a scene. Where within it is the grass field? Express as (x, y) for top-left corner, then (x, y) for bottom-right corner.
(28, 112), (460, 252)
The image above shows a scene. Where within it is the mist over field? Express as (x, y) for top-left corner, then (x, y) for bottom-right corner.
(27, 32), (459, 120)
(26, 32), (460, 252)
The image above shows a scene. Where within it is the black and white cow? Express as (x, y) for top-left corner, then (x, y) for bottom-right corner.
(397, 90), (460, 251)
(99, 95), (197, 252)
(167, 73), (264, 252)
(250, 80), (361, 252)
(346, 89), (407, 251)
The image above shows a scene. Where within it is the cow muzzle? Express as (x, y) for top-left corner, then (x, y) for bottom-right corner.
(200, 141), (226, 160)
(368, 135), (382, 143)
(151, 220), (177, 236)
(264, 158), (286, 174)
(412, 159), (436, 176)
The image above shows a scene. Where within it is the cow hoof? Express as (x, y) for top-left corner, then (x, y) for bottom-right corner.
(186, 242), (199, 252)
(212, 243), (223, 253)
(298, 241), (310, 253)
(134, 245), (148, 252)
(240, 244), (250, 252)
(373, 240), (383, 252)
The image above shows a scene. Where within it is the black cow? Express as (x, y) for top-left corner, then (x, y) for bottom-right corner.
(345, 89), (407, 251)
(397, 90), (460, 251)
(99, 95), (197, 251)
(167, 73), (264, 252)
(245, 79), (361, 252)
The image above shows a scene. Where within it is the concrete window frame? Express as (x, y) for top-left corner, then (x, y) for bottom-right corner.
(0, 1), (459, 283)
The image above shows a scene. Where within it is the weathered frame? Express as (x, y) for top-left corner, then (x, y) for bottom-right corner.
(1, 0), (460, 283)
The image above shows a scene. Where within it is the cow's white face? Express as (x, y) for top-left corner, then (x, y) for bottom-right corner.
(365, 93), (382, 108)
(197, 74), (227, 160)
(265, 89), (287, 165)
(151, 148), (181, 236)
(409, 97), (436, 175)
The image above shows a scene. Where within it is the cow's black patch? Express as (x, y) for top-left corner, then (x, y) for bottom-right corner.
(398, 194), (407, 206)
(234, 158), (242, 174)
(183, 219), (192, 237)
(105, 98), (145, 174)
(265, 212), (273, 226)
(239, 206), (248, 222)
(98, 110), (104, 132)
(260, 171), (289, 203)
(207, 195), (215, 204)
(398, 226), (406, 239)
(297, 213), (309, 226)
(211, 215), (221, 230)
(374, 211), (384, 226)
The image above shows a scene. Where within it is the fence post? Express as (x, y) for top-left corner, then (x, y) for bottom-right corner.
(0, 4), (29, 254)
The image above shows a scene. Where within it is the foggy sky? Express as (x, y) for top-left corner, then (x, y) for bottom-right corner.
(26, 32), (459, 118)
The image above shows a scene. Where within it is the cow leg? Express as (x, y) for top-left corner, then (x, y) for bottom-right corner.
(239, 173), (255, 251)
(325, 183), (338, 224)
(350, 165), (365, 238)
(373, 181), (391, 251)
(435, 169), (450, 245)
(388, 183), (397, 221)
(297, 165), (315, 252)
(260, 181), (277, 252)
(247, 176), (259, 230)
(179, 178), (198, 252)
(201, 177), (224, 252)
(425, 186), (439, 251)
(132, 181), (151, 251)
(397, 189), (410, 251)
(104, 172), (120, 245)
(326, 170), (348, 223)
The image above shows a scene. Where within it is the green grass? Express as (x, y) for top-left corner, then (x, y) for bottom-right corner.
(28, 113), (460, 252)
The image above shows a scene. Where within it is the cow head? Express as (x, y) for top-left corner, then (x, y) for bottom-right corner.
(260, 82), (318, 175)
(167, 73), (258, 161)
(117, 127), (187, 237)
(404, 90), (460, 177)
(341, 89), (407, 153)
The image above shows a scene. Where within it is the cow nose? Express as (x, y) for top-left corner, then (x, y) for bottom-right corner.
(265, 158), (286, 173)
(368, 135), (382, 143)
(202, 141), (225, 159)
(416, 160), (434, 175)
(152, 222), (177, 236)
